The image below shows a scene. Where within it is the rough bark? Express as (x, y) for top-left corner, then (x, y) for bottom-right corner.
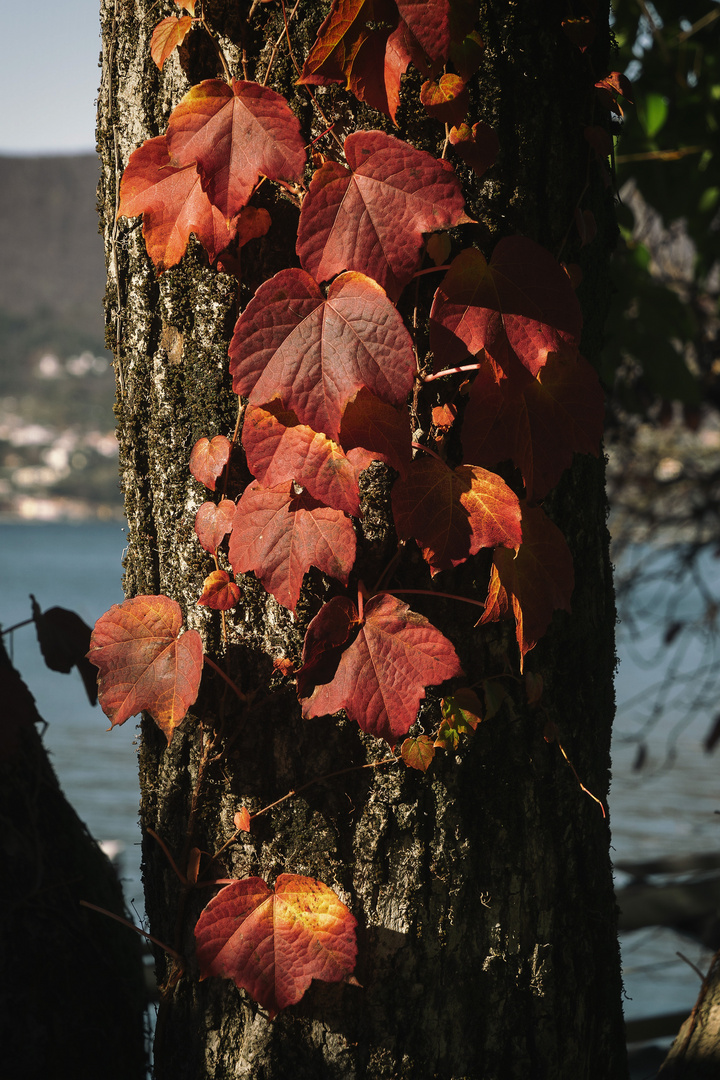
(97, 1), (627, 1077)
(660, 953), (720, 1079)
(0, 638), (146, 1080)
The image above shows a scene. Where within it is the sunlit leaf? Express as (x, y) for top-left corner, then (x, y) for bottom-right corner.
(391, 455), (522, 573)
(88, 595), (203, 743)
(228, 482), (356, 613)
(229, 268), (416, 441)
(297, 131), (472, 300)
(195, 875), (357, 1018)
(298, 593), (463, 743)
(430, 237), (582, 375)
(166, 79), (306, 220)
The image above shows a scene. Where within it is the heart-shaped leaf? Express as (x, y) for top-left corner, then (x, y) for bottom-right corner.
(166, 79), (306, 221)
(189, 435), (232, 491)
(461, 352), (605, 502)
(228, 482), (357, 613)
(391, 455), (522, 573)
(430, 237), (582, 375)
(118, 136), (238, 271)
(194, 875), (357, 1018)
(197, 570), (241, 611)
(298, 593), (463, 743)
(229, 268), (416, 442)
(87, 595), (203, 743)
(297, 131), (471, 300)
(194, 499), (236, 553)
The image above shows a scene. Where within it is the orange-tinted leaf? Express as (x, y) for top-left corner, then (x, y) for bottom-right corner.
(234, 807), (252, 832)
(166, 79), (306, 221)
(420, 75), (469, 127)
(87, 595), (203, 743)
(298, 0), (408, 122)
(299, 593), (463, 744)
(596, 72), (633, 103)
(432, 403), (456, 431)
(31, 596), (97, 706)
(401, 735), (435, 771)
(174, 0), (196, 13)
(391, 455), (522, 574)
(448, 121), (499, 179)
(480, 504), (574, 670)
(242, 403), (368, 517)
(339, 389), (412, 478)
(430, 238), (583, 376)
(198, 570), (241, 610)
(297, 131), (472, 300)
(189, 435), (232, 490)
(195, 875), (357, 1018)
(194, 499), (236, 553)
(151, 15), (193, 69)
(461, 351), (604, 502)
(118, 136), (238, 270)
(229, 268), (416, 441)
(228, 482), (356, 613)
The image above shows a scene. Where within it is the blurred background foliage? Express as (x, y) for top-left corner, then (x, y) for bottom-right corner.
(607, 0), (718, 420)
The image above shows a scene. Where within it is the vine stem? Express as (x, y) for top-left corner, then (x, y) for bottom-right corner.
(204, 655), (247, 702)
(0, 617), (33, 636)
(376, 588), (488, 613)
(210, 754), (400, 863)
(262, 0), (301, 86)
(423, 361), (483, 383)
(79, 900), (184, 965)
(411, 441), (445, 465)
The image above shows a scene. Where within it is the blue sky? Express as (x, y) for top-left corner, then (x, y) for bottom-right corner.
(1, 0), (102, 155)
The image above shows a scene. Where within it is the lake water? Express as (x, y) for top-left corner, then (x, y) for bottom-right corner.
(1, 521), (718, 1036)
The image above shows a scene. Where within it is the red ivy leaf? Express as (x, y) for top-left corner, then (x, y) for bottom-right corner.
(297, 130), (472, 300)
(194, 499), (236, 553)
(395, 0), (451, 64)
(229, 268), (416, 442)
(449, 30), (484, 81)
(166, 79), (306, 221)
(339, 389), (412, 477)
(401, 734), (436, 771)
(197, 570), (241, 611)
(234, 807), (252, 832)
(118, 136), (238, 271)
(299, 593), (463, 744)
(228, 481), (356, 613)
(479, 504), (574, 670)
(194, 875), (357, 1018)
(151, 15), (193, 69)
(420, 75), (469, 128)
(174, 0), (196, 13)
(391, 455), (522, 574)
(461, 352), (605, 502)
(430, 237), (583, 376)
(448, 121), (499, 179)
(298, 0), (410, 123)
(87, 595), (203, 743)
(242, 403), (369, 517)
(189, 435), (232, 491)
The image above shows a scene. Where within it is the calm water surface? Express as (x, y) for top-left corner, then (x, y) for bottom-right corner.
(1, 521), (718, 1027)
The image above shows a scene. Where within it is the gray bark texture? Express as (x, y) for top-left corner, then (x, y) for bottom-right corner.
(97, 0), (628, 1076)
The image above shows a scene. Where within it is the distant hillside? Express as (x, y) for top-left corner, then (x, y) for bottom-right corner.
(0, 155), (107, 375)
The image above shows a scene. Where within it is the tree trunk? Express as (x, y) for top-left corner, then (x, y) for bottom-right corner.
(97, 1), (627, 1076)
